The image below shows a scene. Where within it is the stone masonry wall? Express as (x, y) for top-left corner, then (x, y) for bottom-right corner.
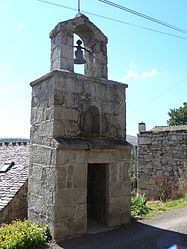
(54, 146), (131, 239)
(29, 70), (58, 236)
(137, 126), (187, 199)
(28, 143), (57, 237)
(30, 70), (127, 141)
(53, 70), (126, 139)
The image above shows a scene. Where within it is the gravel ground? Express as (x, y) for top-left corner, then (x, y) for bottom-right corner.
(53, 207), (187, 249)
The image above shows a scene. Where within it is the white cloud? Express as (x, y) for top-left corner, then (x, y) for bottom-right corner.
(120, 70), (137, 82)
(120, 67), (159, 83)
(17, 23), (25, 32)
(142, 69), (158, 79)
(129, 62), (134, 68)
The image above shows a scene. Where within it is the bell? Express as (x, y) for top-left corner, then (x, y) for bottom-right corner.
(74, 40), (86, 64)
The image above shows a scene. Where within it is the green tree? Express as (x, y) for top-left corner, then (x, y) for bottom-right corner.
(167, 102), (187, 126)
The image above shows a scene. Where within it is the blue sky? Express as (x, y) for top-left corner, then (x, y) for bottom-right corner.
(0, 0), (186, 138)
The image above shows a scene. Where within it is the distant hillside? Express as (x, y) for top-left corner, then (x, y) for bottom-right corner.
(0, 138), (29, 143)
(126, 135), (137, 146)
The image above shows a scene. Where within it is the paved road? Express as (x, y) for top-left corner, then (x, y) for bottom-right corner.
(57, 207), (187, 249)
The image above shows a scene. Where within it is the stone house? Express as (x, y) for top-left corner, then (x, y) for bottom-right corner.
(28, 13), (131, 240)
(0, 142), (29, 224)
(136, 123), (187, 199)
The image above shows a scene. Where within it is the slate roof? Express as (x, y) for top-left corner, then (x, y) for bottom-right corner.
(0, 142), (29, 211)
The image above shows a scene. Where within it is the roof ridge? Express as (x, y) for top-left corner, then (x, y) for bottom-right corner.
(154, 124), (187, 128)
(150, 124), (187, 132)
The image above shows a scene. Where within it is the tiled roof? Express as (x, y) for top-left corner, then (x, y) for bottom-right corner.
(0, 142), (29, 211)
(150, 125), (187, 132)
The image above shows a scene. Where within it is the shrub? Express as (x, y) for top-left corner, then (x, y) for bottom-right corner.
(154, 172), (187, 202)
(131, 194), (148, 217)
(154, 173), (173, 201)
(0, 219), (50, 249)
(172, 178), (187, 200)
(180, 179), (187, 197)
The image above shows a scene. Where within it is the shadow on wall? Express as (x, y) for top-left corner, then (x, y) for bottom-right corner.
(58, 222), (187, 249)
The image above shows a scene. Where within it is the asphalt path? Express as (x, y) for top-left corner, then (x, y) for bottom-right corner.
(57, 207), (187, 249)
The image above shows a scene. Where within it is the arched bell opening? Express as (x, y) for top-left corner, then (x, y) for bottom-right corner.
(73, 34), (85, 75)
(74, 24), (95, 77)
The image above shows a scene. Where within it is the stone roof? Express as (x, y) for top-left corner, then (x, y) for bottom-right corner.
(150, 125), (187, 132)
(49, 13), (108, 42)
(56, 137), (130, 150)
(0, 142), (29, 211)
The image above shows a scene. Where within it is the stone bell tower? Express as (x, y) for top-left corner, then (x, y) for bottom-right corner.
(28, 13), (131, 240)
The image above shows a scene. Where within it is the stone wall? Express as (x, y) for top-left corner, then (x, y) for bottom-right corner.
(54, 146), (131, 238)
(28, 143), (57, 237)
(30, 70), (127, 142)
(136, 125), (187, 199)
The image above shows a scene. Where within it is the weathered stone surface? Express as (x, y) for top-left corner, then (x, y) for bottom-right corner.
(30, 70), (127, 140)
(50, 14), (108, 79)
(136, 125), (187, 199)
(87, 150), (119, 164)
(108, 195), (131, 227)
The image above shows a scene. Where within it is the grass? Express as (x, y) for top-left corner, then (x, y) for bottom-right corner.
(131, 193), (187, 220)
(142, 198), (187, 219)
